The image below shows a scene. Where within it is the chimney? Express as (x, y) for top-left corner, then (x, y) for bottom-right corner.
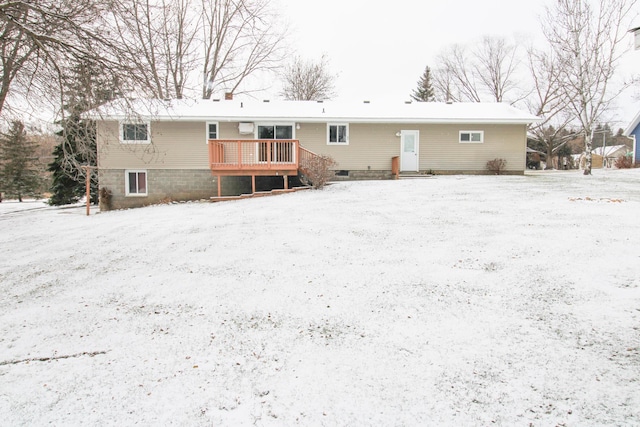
(224, 92), (233, 100)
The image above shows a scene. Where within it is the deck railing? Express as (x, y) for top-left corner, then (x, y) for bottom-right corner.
(209, 139), (300, 172)
(299, 146), (318, 174)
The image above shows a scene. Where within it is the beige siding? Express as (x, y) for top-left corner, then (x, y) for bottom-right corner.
(420, 124), (526, 171)
(298, 122), (526, 172)
(98, 120), (527, 172)
(297, 123), (399, 170)
(98, 120), (210, 169)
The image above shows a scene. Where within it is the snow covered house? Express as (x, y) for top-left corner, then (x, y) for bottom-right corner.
(89, 99), (539, 209)
(591, 145), (632, 168)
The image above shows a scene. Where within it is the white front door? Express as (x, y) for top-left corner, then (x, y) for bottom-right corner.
(401, 130), (419, 172)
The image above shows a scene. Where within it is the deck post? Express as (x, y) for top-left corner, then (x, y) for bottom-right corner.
(284, 175), (289, 190)
(252, 175), (256, 194)
(217, 175), (221, 197)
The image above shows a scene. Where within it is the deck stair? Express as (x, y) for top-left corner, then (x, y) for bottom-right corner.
(398, 172), (435, 179)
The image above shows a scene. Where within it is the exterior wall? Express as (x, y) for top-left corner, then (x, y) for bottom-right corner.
(96, 119), (528, 208)
(97, 120), (210, 170)
(98, 169), (252, 210)
(98, 120), (527, 173)
(630, 125), (640, 163)
(297, 122), (527, 173)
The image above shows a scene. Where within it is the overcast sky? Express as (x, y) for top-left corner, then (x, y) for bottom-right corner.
(271, 0), (640, 127)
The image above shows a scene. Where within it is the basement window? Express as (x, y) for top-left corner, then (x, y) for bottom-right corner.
(459, 131), (484, 143)
(125, 170), (147, 196)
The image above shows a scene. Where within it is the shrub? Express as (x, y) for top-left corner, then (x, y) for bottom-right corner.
(486, 158), (507, 175)
(300, 155), (337, 189)
(614, 155), (638, 169)
(99, 187), (112, 211)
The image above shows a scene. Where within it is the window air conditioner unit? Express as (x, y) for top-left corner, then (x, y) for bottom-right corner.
(238, 122), (254, 134)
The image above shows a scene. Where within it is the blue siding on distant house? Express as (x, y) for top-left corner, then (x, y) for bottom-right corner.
(631, 124), (640, 163)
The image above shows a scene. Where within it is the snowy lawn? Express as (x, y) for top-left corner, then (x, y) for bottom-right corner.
(1, 170), (639, 426)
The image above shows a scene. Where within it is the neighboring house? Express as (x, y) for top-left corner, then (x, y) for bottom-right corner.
(623, 111), (640, 165)
(88, 99), (539, 209)
(591, 145), (632, 168)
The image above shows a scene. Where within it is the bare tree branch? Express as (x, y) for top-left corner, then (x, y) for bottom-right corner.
(542, 0), (638, 174)
(279, 54), (337, 101)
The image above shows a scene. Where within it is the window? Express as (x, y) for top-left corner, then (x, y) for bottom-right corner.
(125, 170), (147, 196)
(459, 131), (484, 143)
(257, 124), (293, 140)
(256, 124), (295, 162)
(328, 124), (349, 145)
(120, 122), (150, 144)
(206, 122), (218, 144)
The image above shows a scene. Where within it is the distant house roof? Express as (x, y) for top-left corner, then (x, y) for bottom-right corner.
(87, 99), (541, 125)
(623, 110), (640, 136)
(591, 145), (630, 157)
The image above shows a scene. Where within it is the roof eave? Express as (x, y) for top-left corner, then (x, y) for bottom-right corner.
(92, 114), (540, 125)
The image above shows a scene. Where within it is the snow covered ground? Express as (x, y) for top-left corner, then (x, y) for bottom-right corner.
(1, 170), (639, 426)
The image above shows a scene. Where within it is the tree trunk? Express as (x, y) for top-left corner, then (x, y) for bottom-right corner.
(584, 131), (593, 175)
(545, 142), (554, 170)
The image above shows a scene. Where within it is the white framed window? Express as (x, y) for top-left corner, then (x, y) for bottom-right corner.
(125, 170), (148, 196)
(206, 121), (218, 144)
(120, 121), (150, 144)
(328, 123), (349, 145)
(459, 130), (484, 143)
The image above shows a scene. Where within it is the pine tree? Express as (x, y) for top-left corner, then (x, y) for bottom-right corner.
(48, 118), (95, 205)
(410, 66), (436, 102)
(0, 121), (43, 202)
(48, 61), (117, 205)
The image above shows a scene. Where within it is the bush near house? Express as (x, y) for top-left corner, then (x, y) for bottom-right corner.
(486, 158), (507, 175)
(300, 155), (337, 189)
(614, 155), (638, 169)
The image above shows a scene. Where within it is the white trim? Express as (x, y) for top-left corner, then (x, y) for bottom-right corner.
(206, 121), (218, 144)
(125, 170), (148, 196)
(459, 130), (484, 143)
(327, 123), (349, 145)
(119, 121), (150, 144)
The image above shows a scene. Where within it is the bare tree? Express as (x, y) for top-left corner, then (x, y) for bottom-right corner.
(0, 0), (116, 118)
(201, 0), (286, 99)
(433, 44), (482, 102)
(542, 0), (638, 175)
(474, 36), (521, 103)
(107, 0), (285, 100)
(432, 36), (523, 104)
(526, 47), (576, 169)
(109, 0), (199, 99)
(279, 55), (337, 101)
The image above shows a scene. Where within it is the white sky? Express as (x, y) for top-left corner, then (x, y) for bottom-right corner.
(270, 0), (640, 128)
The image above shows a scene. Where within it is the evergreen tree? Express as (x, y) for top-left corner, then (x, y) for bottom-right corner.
(410, 66), (436, 102)
(48, 61), (117, 205)
(0, 121), (43, 202)
(48, 118), (96, 205)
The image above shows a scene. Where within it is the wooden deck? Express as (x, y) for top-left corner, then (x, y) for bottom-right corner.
(208, 139), (318, 196)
